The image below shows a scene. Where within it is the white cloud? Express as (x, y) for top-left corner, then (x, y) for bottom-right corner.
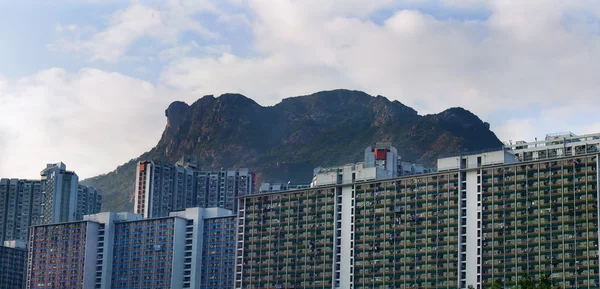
(8, 0), (600, 179)
(158, 45), (194, 61)
(495, 118), (537, 144)
(161, 0), (600, 122)
(56, 24), (78, 32)
(0, 68), (188, 179)
(51, 1), (221, 62)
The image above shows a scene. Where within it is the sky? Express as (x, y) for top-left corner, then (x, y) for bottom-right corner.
(1, 0), (600, 179)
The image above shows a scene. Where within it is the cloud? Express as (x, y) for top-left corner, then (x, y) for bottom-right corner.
(161, 0), (600, 120)
(50, 1), (221, 62)
(56, 24), (78, 32)
(158, 45), (194, 61)
(0, 68), (188, 179)
(9, 0), (600, 179)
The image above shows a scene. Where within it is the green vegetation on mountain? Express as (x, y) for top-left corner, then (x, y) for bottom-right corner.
(81, 89), (502, 212)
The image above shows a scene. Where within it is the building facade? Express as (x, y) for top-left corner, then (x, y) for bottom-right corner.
(0, 179), (43, 243)
(135, 159), (253, 218)
(40, 162), (80, 224)
(201, 215), (237, 288)
(236, 133), (600, 289)
(26, 221), (100, 289)
(0, 163), (101, 244)
(76, 185), (102, 220)
(0, 240), (27, 289)
(26, 207), (236, 289)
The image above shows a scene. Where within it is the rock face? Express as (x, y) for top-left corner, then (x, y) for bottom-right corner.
(82, 89), (502, 212)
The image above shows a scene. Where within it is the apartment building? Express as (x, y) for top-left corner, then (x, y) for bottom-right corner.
(235, 132), (600, 289)
(135, 159), (253, 218)
(26, 207), (236, 289)
(76, 185), (102, 220)
(26, 220), (100, 289)
(0, 240), (27, 289)
(0, 162), (101, 245)
(0, 179), (43, 243)
(201, 215), (237, 288)
(0, 163), (102, 246)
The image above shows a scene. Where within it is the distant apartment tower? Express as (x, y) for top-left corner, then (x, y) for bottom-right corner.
(135, 159), (253, 218)
(0, 240), (27, 289)
(0, 163), (101, 244)
(196, 168), (253, 210)
(26, 207), (236, 289)
(76, 185), (102, 220)
(0, 179), (43, 243)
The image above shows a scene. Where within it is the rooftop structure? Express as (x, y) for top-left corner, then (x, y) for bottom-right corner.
(311, 143), (434, 187)
(258, 182), (310, 193)
(505, 132), (600, 162)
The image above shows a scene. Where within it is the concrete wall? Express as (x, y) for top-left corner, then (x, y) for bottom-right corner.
(339, 185), (354, 288)
(83, 222), (100, 289)
(171, 218), (187, 289)
(465, 170), (480, 288)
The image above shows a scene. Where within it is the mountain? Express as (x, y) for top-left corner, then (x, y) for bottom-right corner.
(81, 89), (502, 212)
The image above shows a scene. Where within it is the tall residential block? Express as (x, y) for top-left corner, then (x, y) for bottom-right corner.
(201, 215), (237, 288)
(26, 207), (236, 289)
(0, 179), (43, 243)
(135, 159), (253, 218)
(0, 162), (101, 244)
(235, 132), (600, 289)
(0, 240), (27, 289)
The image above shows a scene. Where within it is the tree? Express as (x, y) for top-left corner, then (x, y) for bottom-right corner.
(512, 272), (560, 289)
(517, 273), (536, 289)
(490, 279), (503, 289)
(468, 285), (475, 289)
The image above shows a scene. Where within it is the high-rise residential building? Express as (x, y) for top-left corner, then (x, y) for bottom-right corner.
(235, 133), (600, 289)
(201, 215), (237, 288)
(76, 185), (102, 220)
(0, 163), (101, 244)
(40, 162), (80, 223)
(26, 220), (100, 289)
(0, 240), (27, 289)
(26, 207), (236, 289)
(0, 179), (43, 243)
(135, 159), (253, 218)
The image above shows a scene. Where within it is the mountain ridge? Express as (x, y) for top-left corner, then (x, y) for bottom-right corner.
(81, 89), (502, 212)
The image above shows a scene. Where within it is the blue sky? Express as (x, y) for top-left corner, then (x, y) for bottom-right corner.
(1, 0), (600, 179)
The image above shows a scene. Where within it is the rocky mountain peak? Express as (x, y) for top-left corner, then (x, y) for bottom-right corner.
(82, 89), (502, 212)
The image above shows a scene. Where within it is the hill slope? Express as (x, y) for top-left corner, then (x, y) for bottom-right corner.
(82, 89), (502, 212)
